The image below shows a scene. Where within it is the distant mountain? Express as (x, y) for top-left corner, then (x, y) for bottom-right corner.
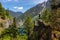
(17, 2), (46, 21)
(8, 10), (23, 18)
(16, 1), (51, 27)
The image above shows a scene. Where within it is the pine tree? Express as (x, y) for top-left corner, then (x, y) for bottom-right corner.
(12, 17), (16, 27)
(6, 10), (9, 16)
(24, 16), (34, 40)
(10, 17), (18, 39)
(0, 3), (6, 19)
(0, 3), (3, 15)
(1, 17), (19, 40)
(41, 8), (52, 25)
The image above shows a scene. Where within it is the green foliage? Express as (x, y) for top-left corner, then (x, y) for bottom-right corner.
(0, 17), (19, 40)
(0, 34), (27, 40)
(6, 10), (12, 19)
(8, 17), (18, 38)
(2, 34), (11, 40)
(12, 17), (17, 27)
(24, 16), (34, 33)
(0, 3), (11, 19)
(0, 23), (3, 27)
(0, 3), (5, 17)
(17, 35), (28, 40)
(24, 16), (34, 40)
(0, 3), (3, 15)
(41, 8), (52, 25)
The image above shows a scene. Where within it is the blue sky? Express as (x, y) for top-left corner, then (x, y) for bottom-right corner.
(0, 0), (47, 12)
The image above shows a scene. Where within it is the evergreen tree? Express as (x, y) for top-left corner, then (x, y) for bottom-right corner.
(24, 16), (34, 40)
(12, 17), (16, 27)
(0, 3), (6, 19)
(0, 3), (11, 19)
(10, 17), (18, 38)
(0, 17), (19, 40)
(41, 8), (52, 25)
(0, 3), (3, 15)
(6, 10), (9, 16)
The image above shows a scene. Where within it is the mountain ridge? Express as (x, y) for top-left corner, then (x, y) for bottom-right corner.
(17, 2), (46, 21)
(6, 10), (23, 18)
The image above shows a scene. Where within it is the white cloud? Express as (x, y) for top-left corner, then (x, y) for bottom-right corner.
(13, 6), (23, 12)
(14, 6), (23, 10)
(18, 7), (23, 10)
(14, 7), (17, 9)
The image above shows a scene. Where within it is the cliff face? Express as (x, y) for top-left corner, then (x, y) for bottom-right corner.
(0, 15), (13, 28)
(0, 17), (13, 35)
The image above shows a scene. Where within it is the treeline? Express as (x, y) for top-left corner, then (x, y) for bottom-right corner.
(0, 3), (11, 20)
